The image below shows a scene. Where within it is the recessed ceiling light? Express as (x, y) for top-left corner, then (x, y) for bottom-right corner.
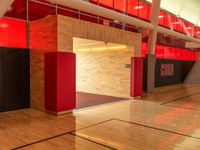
(134, 6), (143, 10)
(114, 20), (119, 23)
(0, 23), (8, 28)
(172, 21), (180, 25)
(158, 15), (164, 18)
(7, 6), (12, 12)
(186, 27), (192, 30)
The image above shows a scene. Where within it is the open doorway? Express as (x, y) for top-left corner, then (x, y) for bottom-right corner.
(73, 37), (134, 109)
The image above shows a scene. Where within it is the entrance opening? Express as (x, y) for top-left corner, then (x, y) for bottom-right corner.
(73, 37), (133, 109)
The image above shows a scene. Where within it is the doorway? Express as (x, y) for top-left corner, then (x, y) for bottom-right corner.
(73, 37), (133, 109)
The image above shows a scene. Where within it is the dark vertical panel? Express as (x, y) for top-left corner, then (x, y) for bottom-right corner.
(20, 49), (30, 108)
(143, 56), (147, 91)
(0, 48), (3, 108)
(2, 48), (30, 111)
(3, 48), (22, 110)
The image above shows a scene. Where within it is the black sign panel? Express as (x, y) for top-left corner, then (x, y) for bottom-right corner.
(155, 59), (194, 87)
(143, 57), (194, 89)
(0, 48), (3, 108)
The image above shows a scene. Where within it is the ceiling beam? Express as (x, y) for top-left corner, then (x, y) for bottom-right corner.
(45, 0), (155, 30)
(0, 0), (15, 18)
(185, 42), (200, 48)
(157, 26), (200, 45)
(45, 0), (200, 45)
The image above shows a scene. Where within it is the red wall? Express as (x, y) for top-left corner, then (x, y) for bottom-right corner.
(141, 43), (196, 61)
(0, 18), (27, 48)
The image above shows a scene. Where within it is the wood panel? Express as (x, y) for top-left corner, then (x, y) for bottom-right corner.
(0, 85), (199, 149)
(30, 15), (57, 52)
(30, 15), (141, 110)
(30, 16), (58, 110)
(57, 15), (141, 56)
(76, 48), (133, 98)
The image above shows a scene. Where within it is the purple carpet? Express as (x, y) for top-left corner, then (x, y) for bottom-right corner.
(76, 92), (127, 109)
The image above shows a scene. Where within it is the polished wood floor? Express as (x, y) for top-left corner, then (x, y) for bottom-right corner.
(1, 84), (200, 149)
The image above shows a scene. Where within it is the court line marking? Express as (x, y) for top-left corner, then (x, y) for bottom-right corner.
(73, 118), (200, 143)
(69, 133), (116, 150)
(114, 119), (200, 140)
(11, 119), (114, 150)
(160, 92), (200, 105)
(163, 104), (200, 111)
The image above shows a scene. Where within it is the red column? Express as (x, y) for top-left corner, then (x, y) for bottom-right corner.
(45, 52), (76, 114)
(130, 57), (143, 97)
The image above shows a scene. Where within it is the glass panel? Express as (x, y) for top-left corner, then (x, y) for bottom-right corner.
(169, 47), (176, 60)
(156, 45), (164, 58)
(0, 18), (27, 48)
(138, 1), (149, 21)
(29, 1), (56, 21)
(191, 51), (195, 61)
(164, 13), (171, 29)
(57, 6), (79, 19)
(176, 49), (182, 60)
(194, 27), (200, 38)
(114, 0), (127, 13)
(4, 0), (27, 20)
(158, 11), (165, 26)
(141, 42), (148, 57)
(183, 21), (194, 36)
(164, 46), (170, 59)
(80, 12), (99, 23)
(127, 0), (138, 17)
(182, 49), (187, 60)
(99, 0), (114, 9)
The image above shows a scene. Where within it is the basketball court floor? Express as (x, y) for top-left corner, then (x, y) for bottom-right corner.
(0, 84), (200, 149)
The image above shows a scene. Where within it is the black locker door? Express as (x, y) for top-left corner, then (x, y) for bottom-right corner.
(0, 48), (3, 108)
(2, 48), (30, 111)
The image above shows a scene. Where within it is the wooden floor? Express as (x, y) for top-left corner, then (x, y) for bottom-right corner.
(1, 84), (200, 149)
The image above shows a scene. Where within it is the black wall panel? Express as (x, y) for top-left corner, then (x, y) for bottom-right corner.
(0, 48), (3, 108)
(155, 59), (183, 87)
(0, 47), (30, 112)
(143, 57), (195, 89)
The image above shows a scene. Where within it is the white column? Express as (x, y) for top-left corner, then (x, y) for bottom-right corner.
(146, 0), (161, 93)
(148, 0), (161, 54)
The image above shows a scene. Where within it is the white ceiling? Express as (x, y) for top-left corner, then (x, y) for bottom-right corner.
(146, 0), (200, 26)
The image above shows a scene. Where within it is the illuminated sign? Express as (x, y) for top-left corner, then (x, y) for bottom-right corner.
(160, 64), (174, 77)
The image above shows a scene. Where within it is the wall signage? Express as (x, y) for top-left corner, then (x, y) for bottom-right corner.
(160, 64), (174, 77)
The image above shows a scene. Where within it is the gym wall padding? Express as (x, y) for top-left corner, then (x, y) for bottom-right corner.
(0, 47), (30, 112)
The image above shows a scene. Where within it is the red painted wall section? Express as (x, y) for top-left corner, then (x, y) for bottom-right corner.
(0, 18), (27, 48)
(45, 52), (76, 113)
(131, 57), (143, 97)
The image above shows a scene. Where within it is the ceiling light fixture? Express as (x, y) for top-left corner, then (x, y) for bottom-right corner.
(172, 21), (180, 25)
(186, 27), (192, 30)
(134, 6), (143, 10)
(158, 15), (164, 19)
(0, 23), (8, 28)
(77, 46), (127, 51)
(7, 6), (12, 12)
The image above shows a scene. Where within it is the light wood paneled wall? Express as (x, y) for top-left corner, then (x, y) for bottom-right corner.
(30, 16), (57, 110)
(30, 15), (141, 110)
(76, 48), (133, 98)
(57, 15), (141, 56)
